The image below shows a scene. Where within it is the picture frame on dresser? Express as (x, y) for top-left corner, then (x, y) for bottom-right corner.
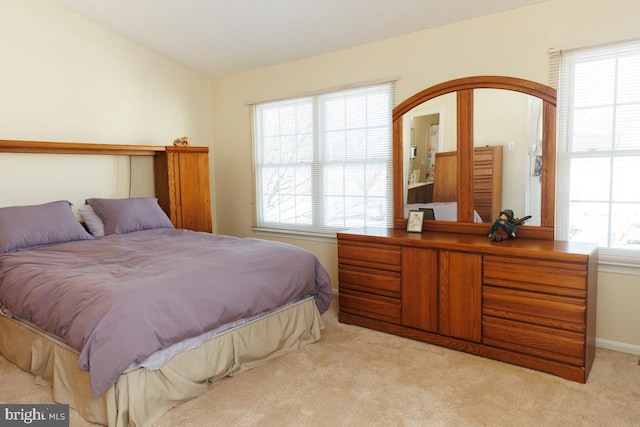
(407, 210), (424, 232)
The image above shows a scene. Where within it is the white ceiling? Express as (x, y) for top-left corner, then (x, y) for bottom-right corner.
(54, 0), (547, 79)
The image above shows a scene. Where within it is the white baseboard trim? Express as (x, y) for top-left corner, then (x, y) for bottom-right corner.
(596, 338), (640, 355)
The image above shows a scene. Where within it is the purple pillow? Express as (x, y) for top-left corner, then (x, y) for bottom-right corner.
(86, 197), (174, 235)
(0, 201), (93, 253)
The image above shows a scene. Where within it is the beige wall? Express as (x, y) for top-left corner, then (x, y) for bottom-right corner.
(0, 0), (214, 210)
(211, 0), (640, 352)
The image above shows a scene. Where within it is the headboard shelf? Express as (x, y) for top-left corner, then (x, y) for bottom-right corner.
(0, 138), (212, 233)
(0, 139), (165, 156)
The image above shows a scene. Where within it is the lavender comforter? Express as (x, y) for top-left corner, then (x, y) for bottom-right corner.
(0, 229), (332, 397)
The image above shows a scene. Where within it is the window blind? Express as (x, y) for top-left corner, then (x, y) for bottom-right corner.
(555, 39), (640, 272)
(252, 82), (395, 236)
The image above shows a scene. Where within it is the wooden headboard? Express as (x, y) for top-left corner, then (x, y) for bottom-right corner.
(0, 139), (165, 156)
(432, 146), (503, 222)
(0, 139), (212, 232)
(0, 139), (162, 210)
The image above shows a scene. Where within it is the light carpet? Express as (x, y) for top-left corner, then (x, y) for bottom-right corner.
(1, 297), (639, 426)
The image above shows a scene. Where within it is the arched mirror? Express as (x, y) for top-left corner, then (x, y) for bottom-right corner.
(393, 76), (557, 240)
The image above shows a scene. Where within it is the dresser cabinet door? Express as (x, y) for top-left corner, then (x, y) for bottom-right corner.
(402, 248), (482, 342)
(439, 251), (482, 342)
(401, 247), (438, 332)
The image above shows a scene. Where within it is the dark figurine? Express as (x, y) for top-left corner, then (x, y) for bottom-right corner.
(488, 209), (532, 241)
(488, 209), (517, 241)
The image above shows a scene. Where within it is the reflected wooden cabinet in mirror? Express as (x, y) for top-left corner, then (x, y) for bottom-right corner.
(432, 146), (503, 223)
(339, 76), (597, 383)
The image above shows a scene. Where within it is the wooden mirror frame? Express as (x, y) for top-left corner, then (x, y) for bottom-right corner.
(392, 76), (557, 240)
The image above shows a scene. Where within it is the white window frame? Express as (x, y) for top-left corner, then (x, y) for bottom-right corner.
(252, 82), (395, 240)
(555, 39), (640, 274)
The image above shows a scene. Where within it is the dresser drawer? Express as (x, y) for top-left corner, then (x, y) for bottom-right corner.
(340, 289), (401, 324)
(483, 286), (585, 332)
(483, 316), (585, 366)
(338, 241), (401, 271)
(484, 256), (587, 297)
(474, 149), (497, 163)
(339, 264), (401, 298)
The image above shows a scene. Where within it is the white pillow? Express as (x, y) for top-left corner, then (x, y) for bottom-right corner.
(79, 208), (105, 237)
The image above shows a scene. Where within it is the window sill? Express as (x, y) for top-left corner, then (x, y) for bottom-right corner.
(252, 227), (338, 244)
(598, 250), (640, 276)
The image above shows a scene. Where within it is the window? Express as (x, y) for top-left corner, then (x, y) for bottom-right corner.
(253, 82), (394, 236)
(556, 39), (640, 269)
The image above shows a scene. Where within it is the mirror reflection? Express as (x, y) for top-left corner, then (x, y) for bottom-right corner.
(403, 93), (461, 221)
(393, 76), (556, 239)
(474, 89), (543, 225)
(402, 88), (544, 226)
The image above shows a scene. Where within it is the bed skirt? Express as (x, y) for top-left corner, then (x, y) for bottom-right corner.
(0, 296), (324, 426)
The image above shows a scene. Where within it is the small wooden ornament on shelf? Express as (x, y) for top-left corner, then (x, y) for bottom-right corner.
(173, 136), (191, 146)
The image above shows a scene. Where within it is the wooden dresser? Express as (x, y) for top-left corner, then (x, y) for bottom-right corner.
(154, 146), (212, 232)
(338, 227), (598, 383)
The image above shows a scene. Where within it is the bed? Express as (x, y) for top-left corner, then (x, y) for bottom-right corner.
(0, 196), (332, 425)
